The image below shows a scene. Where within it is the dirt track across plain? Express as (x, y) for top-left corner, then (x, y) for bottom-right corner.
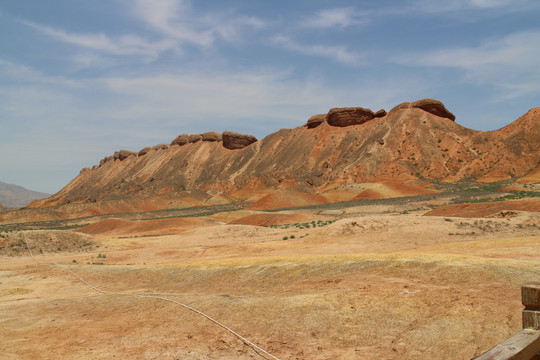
(1, 208), (539, 359)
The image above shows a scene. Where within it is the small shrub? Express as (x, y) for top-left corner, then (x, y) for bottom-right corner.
(282, 236), (289, 240)
(290, 235), (295, 239)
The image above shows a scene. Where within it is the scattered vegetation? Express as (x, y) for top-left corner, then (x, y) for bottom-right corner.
(266, 220), (336, 230)
(118, 234), (174, 239)
(456, 190), (540, 204)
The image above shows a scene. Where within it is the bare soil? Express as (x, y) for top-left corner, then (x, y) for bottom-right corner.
(1, 203), (539, 359)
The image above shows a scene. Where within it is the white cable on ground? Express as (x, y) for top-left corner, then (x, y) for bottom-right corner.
(23, 233), (281, 360)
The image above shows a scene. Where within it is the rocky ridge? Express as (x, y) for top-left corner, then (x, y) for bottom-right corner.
(25, 99), (539, 214)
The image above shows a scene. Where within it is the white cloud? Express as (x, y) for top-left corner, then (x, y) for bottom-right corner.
(132, 0), (214, 46)
(203, 15), (267, 43)
(301, 7), (364, 29)
(132, 0), (266, 46)
(272, 35), (364, 66)
(21, 1), (267, 67)
(394, 30), (540, 99)
(409, 0), (539, 12)
(22, 20), (177, 60)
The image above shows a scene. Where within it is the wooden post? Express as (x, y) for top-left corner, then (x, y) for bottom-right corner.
(523, 283), (540, 331)
(523, 283), (540, 360)
(473, 283), (540, 360)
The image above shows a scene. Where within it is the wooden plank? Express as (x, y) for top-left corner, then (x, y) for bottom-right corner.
(522, 283), (540, 309)
(473, 330), (540, 360)
(523, 310), (540, 330)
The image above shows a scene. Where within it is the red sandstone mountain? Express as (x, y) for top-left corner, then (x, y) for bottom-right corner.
(27, 99), (539, 215)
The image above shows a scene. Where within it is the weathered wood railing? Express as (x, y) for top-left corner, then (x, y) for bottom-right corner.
(474, 283), (540, 360)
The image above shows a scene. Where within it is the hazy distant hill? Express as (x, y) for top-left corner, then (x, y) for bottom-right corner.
(0, 181), (50, 208)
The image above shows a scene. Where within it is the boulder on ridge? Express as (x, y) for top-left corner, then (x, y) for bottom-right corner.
(114, 150), (135, 161)
(222, 131), (258, 150)
(306, 114), (326, 128)
(189, 134), (202, 143)
(202, 132), (222, 142)
(153, 144), (169, 151)
(327, 107), (376, 127)
(171, 134), (189, 146)
(138, 146), (152, 156)
(374, 109), (387, 118)
(412, 99), (456, 121)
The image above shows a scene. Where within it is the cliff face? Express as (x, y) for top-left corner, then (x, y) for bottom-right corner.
(29, 100), (540, 211)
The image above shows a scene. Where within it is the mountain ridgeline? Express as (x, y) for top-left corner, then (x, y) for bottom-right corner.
(29, 99), (539, 213)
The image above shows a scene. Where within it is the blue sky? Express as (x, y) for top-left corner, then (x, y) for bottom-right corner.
(1, 0), (539, 194)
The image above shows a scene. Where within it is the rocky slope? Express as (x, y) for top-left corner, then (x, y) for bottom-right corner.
(27, 99), (539, 214)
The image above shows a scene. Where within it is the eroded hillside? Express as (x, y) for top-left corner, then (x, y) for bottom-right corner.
(20, 99), (540, 216)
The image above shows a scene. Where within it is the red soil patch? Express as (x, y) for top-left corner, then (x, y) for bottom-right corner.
(352, 189), (383, 200)
(517, 166), (540, 183)
(383, 182), (438, 196)
(499, 187), (524, 192)
(247, 190), (328, 211)
(424, 199), (540, 218)
(477, 171), (512, 183)
(228, 213), (315, 226)
(76, 217), (206, 237)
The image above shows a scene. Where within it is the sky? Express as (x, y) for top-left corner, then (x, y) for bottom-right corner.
(1, 0), (539, 194)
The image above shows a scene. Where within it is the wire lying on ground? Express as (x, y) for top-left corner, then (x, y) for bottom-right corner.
(23, 233), (281, 360)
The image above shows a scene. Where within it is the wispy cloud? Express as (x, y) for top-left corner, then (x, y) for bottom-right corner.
(300, 7), (366, 29)
(22, 20), (177, 60)
(409, 0), (540, 13)
(132, 0), (214, 46)
(394, 30), (540, 98)
(21, 0), (267, 67)
(132, 0), (266, 45)
(272, 35), (364, 66)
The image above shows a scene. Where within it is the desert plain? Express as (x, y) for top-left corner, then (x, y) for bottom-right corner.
(1, 192), (539, 360)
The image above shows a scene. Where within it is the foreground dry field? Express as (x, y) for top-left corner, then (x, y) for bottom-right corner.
(1, 204), (539, 359)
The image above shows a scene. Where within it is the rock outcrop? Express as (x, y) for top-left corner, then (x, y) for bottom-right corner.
(412, 99), (455, 121)
(222, 131), (258, 150)
(114, 150), (136, 161)
(326, 107), (376, 127)
(189, 134), (202, 143)
(202, 132), (222, 142)
(138, 147), (152, 156)
(171, 134), (189, 146)
(153, 144), (169, 151)
(374, 109), (387, 118)
(307, 114), (326, 128)
(99, 157), (111, 166)
(388, 99), (455, 121)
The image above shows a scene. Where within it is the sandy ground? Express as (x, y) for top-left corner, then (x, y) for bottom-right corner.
(1, 207), (539, 359)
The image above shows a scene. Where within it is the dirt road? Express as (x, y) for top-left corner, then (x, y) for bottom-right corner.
(1, 210), (539, 359)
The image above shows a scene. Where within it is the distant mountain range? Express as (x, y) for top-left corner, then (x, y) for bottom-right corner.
(0, 181), (50, 208)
